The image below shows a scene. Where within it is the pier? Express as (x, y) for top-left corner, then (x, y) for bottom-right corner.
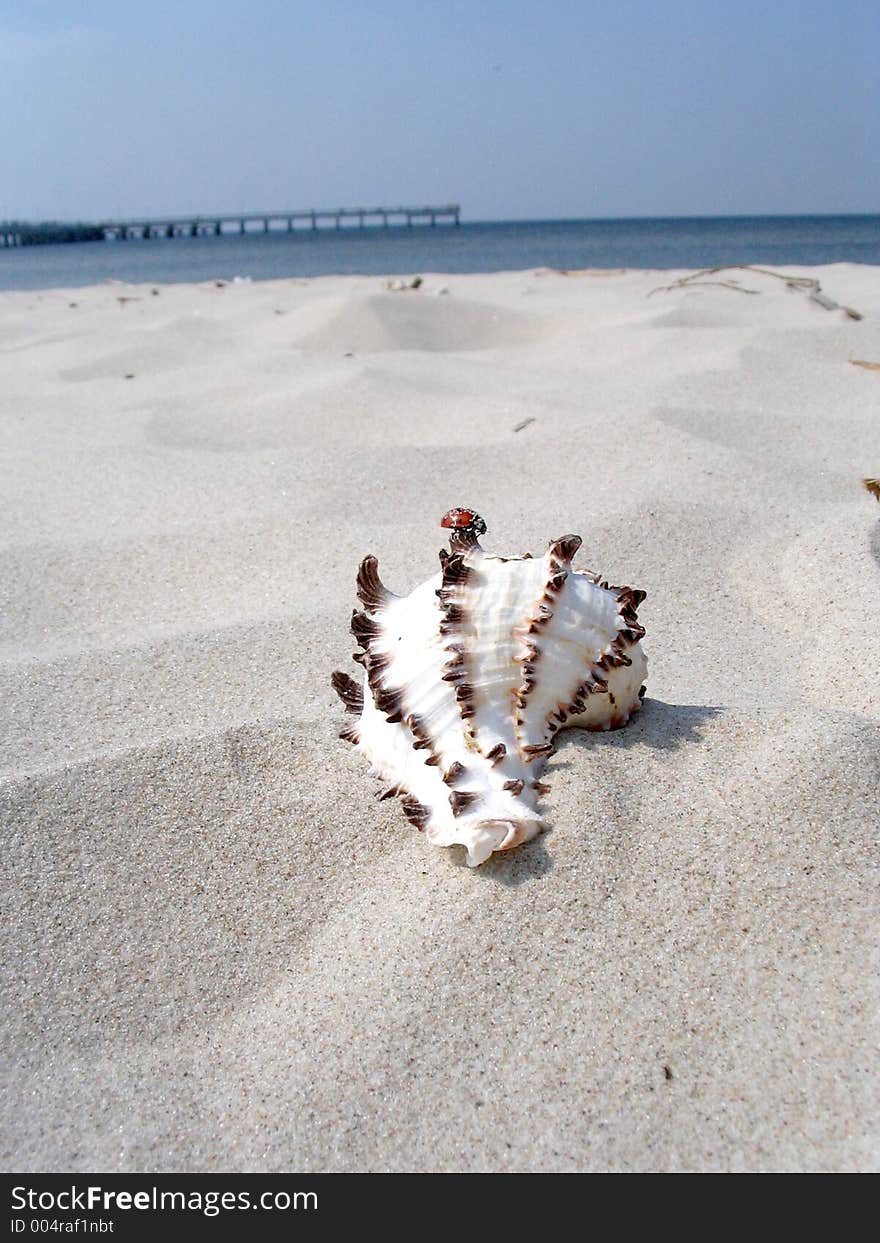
(1, 205), (460, 248)
(99, 204), (460, 241)
(1, 222), (104, 248)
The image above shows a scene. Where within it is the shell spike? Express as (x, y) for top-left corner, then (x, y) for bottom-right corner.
(449, 789), (480, 816)
(331, 671), (364, 714)
(442, 760), (466, 786)
(350, 609), (381, 648)
(356, 555), (394, 611)
(548, 533), (582, 567)
(401, 798), (432, 831)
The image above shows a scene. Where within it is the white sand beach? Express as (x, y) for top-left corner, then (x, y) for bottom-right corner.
(1, 263), (878, 1172)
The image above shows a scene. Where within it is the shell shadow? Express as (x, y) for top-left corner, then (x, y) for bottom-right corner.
(554, 697), (723, 765)
(475, 833), (555, 887)
(440, 701), (720, 886)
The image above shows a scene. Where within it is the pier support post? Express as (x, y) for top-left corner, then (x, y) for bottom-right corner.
(263, 218), (269, 233)
(311, 212), (317, 230)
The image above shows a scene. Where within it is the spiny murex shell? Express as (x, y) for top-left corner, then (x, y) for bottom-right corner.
(332, 509), (648, 866)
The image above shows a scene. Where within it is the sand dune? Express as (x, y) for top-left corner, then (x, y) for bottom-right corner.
(298, 290), (545, 354)
(1, 265), (878, 1171)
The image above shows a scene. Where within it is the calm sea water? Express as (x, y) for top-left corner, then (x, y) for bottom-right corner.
(1, 215), (878, 291)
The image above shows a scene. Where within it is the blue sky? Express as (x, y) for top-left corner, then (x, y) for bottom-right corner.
(2, 0), (877, 221)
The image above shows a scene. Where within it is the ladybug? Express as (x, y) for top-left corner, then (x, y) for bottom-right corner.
(440, 508), (487, 536)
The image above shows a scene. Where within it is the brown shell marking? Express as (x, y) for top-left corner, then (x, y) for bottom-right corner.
(401, 797), (432, 830)
(522, 741), (554, 760)
(449, 789), (480, 816)
(514, 547), (648, 755)
(350, 549), (475, 831)
(407, 712), (444, 766)
(350, 601), (407, 725)
(437, 551), (478, 726)
(550, 583), (647, 732)
(442, 760), (466, 786)
(356, 555), (394, 611)
(331, 671), (364, 714)
(512, 534), (584, 763)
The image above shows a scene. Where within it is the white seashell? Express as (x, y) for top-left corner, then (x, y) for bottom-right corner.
(332, 509), (648, 866)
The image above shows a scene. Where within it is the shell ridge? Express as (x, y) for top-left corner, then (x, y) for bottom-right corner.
(559, 578), (648, 732)
(437, 551), (479, 730)
(349, 589), (454, 821)
(368, 570), (491, 812)
(435, 552), (544, 826)
(463, 558), (541, 765)
(357, 694), (458, 835)
(515, 563), (649, 752)
(512, 537), (583, 765)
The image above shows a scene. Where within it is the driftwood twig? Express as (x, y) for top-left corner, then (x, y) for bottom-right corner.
(648, 265), (862, 319)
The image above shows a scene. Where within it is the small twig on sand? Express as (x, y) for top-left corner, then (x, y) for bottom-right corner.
(513, 417), (537, 433)
(863, 478), (880, 502)
(851, 359), (880, 372)
(648, 265), (862, 319)
(650, 277), (761, 295)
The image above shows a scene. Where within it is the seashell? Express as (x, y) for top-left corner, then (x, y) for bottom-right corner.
(331, 509), (648, 867)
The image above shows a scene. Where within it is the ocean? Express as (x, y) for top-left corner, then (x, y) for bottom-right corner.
(0, 214), (877, 291)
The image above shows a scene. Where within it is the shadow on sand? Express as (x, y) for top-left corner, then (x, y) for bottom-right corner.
(557, 697), (723, 764)
(461, 698), (723, 886)
(476, 834), (555, 887)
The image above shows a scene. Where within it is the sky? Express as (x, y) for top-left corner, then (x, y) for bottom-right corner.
(1, 0), (878, 222)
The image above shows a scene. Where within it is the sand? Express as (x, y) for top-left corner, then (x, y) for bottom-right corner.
(1, 263), (878, 1172)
